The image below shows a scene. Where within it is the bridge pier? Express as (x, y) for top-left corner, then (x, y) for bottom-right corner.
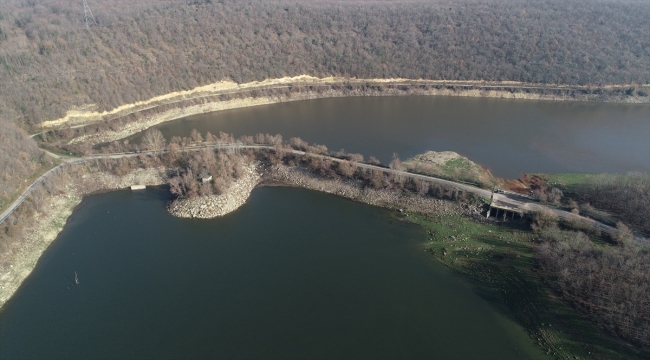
(486, 205), (524, 222)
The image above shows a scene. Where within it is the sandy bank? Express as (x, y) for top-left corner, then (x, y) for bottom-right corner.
(41, 75), (648, 130)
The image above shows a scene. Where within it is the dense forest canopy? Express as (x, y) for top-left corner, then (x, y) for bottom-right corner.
(0, 0), (648, 127)
(0, 0), (649, 210)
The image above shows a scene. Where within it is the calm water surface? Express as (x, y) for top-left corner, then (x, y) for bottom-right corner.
(0, 187), (544, 359)
(129, 96), (650, 178)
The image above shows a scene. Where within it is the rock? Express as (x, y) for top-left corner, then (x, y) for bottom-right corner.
(168, 162), (261, 219)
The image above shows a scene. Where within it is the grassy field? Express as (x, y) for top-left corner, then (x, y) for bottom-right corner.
(535, 173), (606, 201)
(404, 213), (646, 360)
(533, 172), (650, 194)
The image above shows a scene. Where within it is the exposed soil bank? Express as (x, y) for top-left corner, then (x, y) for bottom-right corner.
(403, 150), (497, 188)
(35, 76), (649, 149)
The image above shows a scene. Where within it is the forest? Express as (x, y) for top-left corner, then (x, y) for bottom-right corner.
(536, 223), (650, 349)
(1, 0), (649, 208)
(0, 0), (648, 127)
(1, 1), (649, 352)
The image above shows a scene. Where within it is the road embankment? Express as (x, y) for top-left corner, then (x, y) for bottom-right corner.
(0, 144), (635, 310)
(262, 163), (483, 219)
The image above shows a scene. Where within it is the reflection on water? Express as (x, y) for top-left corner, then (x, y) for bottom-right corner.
(129, 96), (650, 178)
(0, 187), (544, 359)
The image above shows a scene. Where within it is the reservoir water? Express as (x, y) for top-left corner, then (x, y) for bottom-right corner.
(4, 96), (646, 358)
(0, 187), (544, 359)
(129, 96), (650, 178)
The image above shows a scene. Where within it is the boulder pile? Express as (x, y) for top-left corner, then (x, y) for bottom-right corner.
(168, 163), (261, 218)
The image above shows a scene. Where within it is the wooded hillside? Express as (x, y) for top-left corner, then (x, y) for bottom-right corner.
(0, 0), (648, 127)
(1, 0), (649, 212)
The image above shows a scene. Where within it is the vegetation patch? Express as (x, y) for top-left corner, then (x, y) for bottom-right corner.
(524, 173), (650, 235)
(403, 150), (497, 188)
(407, 213), (649, 360)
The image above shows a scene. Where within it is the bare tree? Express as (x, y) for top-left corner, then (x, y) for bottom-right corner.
(531, 208), (558, 231)
(336, 160), (356, 178)
(614, 221), (634, 247)
(416, 179), (430, 196)
(141, 128), (166, 153)
(190, 129), (203, 144)
(389, 153), (402, 170)
(368, 156), (382, 165)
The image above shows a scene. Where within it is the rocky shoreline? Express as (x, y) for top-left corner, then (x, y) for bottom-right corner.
(167, 163), (261, 219)
(261, 164), (485, 219)
(0, 160), (484, 309)
(53, 77), (649, 148)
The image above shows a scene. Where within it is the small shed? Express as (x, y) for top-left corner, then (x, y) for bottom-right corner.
(201, 175), (213, 183)
(131, 185), (146, 190)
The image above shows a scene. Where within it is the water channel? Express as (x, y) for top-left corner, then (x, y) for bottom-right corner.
(129, 96), (650, 178)
(0, 187), (544, 359)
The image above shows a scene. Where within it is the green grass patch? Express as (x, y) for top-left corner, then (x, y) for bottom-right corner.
(405, 213), (647, 360)
(533, 172), (650, 195)
(403, 151), (498, 188)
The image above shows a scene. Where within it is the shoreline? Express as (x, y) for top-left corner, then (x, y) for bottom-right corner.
(168, 162), (261, 219)
(40, 76), (650, 130)
(0, 160), (477, 309)
(34, 76), (649, 149)
(0, 167), (167, 309)
(1, 160), (646, 358)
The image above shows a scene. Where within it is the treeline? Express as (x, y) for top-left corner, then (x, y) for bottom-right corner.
(132, 128), (474, 203)
(0, 0), (649, 127)
(535, 224), (650, 349)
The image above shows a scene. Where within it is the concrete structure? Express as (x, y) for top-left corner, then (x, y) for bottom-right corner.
(130, 185), (146, 190)
(486, 192), (526, 221)
(486, 204), (523, 220)
(201, 175), (213, 183)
